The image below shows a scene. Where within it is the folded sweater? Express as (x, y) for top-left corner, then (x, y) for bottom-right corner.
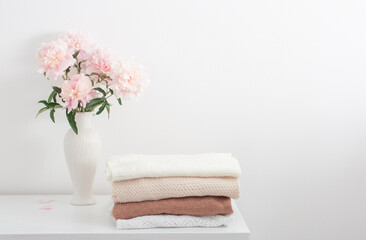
(112, 177), (240, 203)
(106, 153), (241, 181)
(112, 196), (233, 220)
(116, 214), (233, 229)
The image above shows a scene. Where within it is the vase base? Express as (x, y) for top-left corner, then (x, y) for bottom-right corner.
(70, 197), (96, 206)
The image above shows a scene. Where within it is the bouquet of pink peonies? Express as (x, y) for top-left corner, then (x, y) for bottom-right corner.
(36, 31), (149, 134)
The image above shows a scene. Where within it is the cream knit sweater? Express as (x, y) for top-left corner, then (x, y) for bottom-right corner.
(112, 177), (240, 203)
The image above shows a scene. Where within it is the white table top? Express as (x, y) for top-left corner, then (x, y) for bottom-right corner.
(0, 195), (250, 240)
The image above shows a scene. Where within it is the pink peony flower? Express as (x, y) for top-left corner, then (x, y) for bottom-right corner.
(37, 40), (75, 80)
(110, 58), (149, 100)
(60, 74), (94, 112)
(61, 31), (94, 60)
(86, 48), (115, 75)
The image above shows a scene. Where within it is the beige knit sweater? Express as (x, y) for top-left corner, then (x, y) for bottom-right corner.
(112, 176), (240, 203)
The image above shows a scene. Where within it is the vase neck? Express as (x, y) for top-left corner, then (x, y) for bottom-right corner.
(75, 112), (93, 128)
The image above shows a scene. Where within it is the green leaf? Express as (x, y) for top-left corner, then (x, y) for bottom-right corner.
(117, 98), (122, 105)
(48, 91), (57, 103)
(66, 110), (78, 134)
(52, 86), (61, 94)
(36, 107), (48, 117)
(78, 60), (86, 70)
(85, 97), (104, 111)
(38, 100), (49, 107)
(87, 97), (104, 106)
(47, 102), (61, 108)
(72, 50), (80, 58)
(94, 87), (106, 96)
(109, 88), (114, 95)
(96, 102), (106, 115)
(65, 66), (70, 77)
(106, 104), (110, 119)
(50, 109), (55, 123)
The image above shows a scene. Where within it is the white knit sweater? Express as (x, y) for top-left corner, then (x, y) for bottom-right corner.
(116, 214), (233, 229)
(106, 153), (241, 181)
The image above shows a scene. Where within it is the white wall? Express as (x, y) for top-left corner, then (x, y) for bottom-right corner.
(1, 0), (366, 239)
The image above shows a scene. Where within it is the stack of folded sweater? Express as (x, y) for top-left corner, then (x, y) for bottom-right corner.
(105, 153), (241, 229)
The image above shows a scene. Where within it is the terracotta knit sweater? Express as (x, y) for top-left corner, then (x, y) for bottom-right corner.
(112, 196), (233, 220)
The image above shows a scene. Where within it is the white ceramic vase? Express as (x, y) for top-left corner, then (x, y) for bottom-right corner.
(64, 112), (101, 206)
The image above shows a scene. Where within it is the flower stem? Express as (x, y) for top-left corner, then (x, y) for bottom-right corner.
(77, 101), (84, 112)
(105, 90), (114, 99)
(76, 56), (80, 74)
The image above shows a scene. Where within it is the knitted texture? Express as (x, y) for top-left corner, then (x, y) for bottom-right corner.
(112, 196), (233, 220)
(116, 214), (234, 229)
(106, 153), (241, 181)
(112, 177), (240, 203)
